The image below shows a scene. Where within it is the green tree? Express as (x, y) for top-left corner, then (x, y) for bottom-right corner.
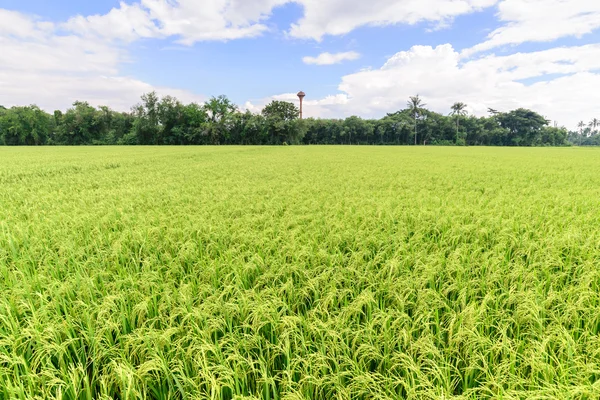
(407, 95), (426, 145)
(262, 101), (305, 144)
(496, 109), (549, 146)
(179, 103), (209, 144)
(450, 102), (468, 144)
(53, 101), (101, 145)
(589, 118), (599, 135)
(577, 121), (586, 136)
(343, 116), (373, 145)
(231, 111), (269, 145)
(203, 95), (237, 144)
(262, 100), (299, 122)
(157, 95), (184, 144)
(130, 92), (159, 144)
(0, 106), (53, 145)
(541, 126), (568, 146)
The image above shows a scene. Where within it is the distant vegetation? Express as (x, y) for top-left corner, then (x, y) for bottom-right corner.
(569, 118), (600, 146)
(0, 93), (595, 146)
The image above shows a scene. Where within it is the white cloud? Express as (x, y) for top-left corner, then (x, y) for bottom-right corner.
(0, 34), (124, 75)
(62, 0), (500, 44)
(57, 0), (600, 53)
(464, 0), (600, 56)
(65, 2), (160, 43)
(64, 0), (287, 44)
(288, 0), (499, 40)
(24, 0), (600, 51)
(0, 9), (52, 38)
(252, 44), (600, 128)
(302, 51), (361, 65)
(0, 10), (204, 111)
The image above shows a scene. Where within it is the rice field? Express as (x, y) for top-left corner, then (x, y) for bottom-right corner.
(1, 146), (600, 399)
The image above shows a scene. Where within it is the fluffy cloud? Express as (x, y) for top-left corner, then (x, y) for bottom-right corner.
(464, 0), (600, 56)
(0, 9), (204, 111)
(32, 0), (600, 50)
(302, 51), (361, 65)
(64, 0), (287, 44)
(62, 0), (499, 44)
(58, 0), (600, 51)
(0, 9), (54, 38)
(64, 2), (159, 43)
(289, 0), (499, 40)
(250, 44), (600, 128)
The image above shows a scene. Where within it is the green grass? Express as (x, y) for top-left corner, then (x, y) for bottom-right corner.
(1, 146), (600, 399)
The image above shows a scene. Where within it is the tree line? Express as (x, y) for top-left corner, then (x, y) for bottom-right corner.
(567, 119), (600, 146)
(0, 93), (583, 146)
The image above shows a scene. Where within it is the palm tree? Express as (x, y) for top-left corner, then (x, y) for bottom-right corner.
(407, 95), (425, 145)
(589, 118), (599, 135)
(578, 121), (586, 136)
(450, 102), (468, 142)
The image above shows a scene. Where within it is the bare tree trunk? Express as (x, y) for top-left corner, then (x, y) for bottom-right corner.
(456, 118), (459, 143)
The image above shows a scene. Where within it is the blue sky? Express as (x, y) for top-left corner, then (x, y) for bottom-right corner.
(1, 0), (600, 128)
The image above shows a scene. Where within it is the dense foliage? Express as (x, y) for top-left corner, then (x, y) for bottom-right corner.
(1, 147), (600, 399)
(0, 94), (573, 146)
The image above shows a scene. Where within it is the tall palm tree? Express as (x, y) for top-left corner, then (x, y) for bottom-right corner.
(589, 118), (600, 135)
(578, 121), (586, 135)
(450, 102), (468, 142)
(407, 95), (425, 145)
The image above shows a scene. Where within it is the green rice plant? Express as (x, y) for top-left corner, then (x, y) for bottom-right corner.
(1, 146), (600, 399)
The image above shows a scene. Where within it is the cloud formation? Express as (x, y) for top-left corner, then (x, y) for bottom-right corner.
(64, 0), (287, 44)
(289, 0), (499, 40)
(303, 51), (361, 65)
(62, 0), (499, 44)
(464, 0), (600, 56)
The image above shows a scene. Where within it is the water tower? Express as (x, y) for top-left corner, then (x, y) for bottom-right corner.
(297, 91), (306, 119)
